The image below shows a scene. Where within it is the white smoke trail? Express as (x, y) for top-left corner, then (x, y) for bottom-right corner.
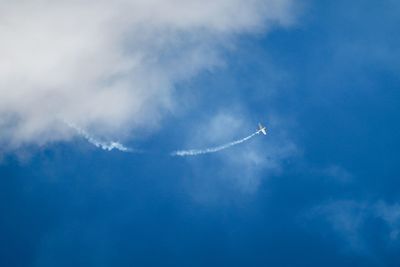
(65, 122), (132, 152)
(171, 130), (263, 156)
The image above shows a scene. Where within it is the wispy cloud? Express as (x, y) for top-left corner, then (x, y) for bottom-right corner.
(179, 111), (297, 202)
(374, 201), (400, 240)
(308, 200), (400, 251)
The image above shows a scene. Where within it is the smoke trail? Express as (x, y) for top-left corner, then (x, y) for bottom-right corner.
(65, 122), (132, 152)
(171, 130), (263, 156)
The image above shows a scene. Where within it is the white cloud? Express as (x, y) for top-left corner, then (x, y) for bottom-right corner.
(0, 0), (297, 150)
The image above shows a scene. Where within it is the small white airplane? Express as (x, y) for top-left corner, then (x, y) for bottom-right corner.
(258, 123), (267, 135)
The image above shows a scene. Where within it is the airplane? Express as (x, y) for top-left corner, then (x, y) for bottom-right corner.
(258, 123), (267, 135)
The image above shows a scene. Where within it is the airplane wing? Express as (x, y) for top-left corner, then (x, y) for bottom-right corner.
(260, 128), (267, 135)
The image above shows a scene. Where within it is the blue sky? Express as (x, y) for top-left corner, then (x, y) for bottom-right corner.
(1, 0), (400, 266)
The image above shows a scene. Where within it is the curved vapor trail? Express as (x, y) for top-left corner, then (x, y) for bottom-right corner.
(65, 121), (263, 155)
(171, 130), (263, 157)
(65, 122), (132, 152)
